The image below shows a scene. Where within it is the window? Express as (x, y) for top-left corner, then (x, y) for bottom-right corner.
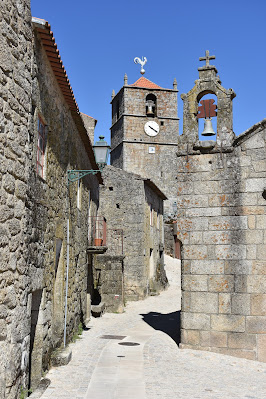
(37, 116), (46, 178)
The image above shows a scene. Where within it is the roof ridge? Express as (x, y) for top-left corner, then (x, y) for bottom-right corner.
(129, 76), (162, 89)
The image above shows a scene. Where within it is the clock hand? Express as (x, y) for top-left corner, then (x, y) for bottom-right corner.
(149, 125), (158, 133)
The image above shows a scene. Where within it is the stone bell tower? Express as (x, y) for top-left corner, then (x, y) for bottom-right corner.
(179, 50), (236, 154)
(173, 51), (266, 362)
(110, 70), (179, 198)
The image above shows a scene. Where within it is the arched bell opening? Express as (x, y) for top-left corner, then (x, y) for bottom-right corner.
(197, 92), (217, 141)
(146, 94), (157, 117)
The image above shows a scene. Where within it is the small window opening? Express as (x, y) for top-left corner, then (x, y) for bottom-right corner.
(116, 203), (120, 209)
(146, 94), (157, 117)
(160, 121), (164, 126)
(262, 189), (266, 200)
(109, 187), (113, 191)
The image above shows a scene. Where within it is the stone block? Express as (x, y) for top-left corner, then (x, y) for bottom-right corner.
(209, 216), (248, 231)
(7, 219), (21, 236)
(215, 245), (246, 260)
(228, 333), (256, 350)
(190, 292), (218, 313)
(183, 245), (207, 260)
(248, 215), (256, 229)
(188, 207), (221, 217)
(231, 294), (250, 315)
(219, 293), (231, 314)
(224, 260), (252, 275)
(235, 275), (247, 292)
(191, 260), (224, 275)
(181, 312), (210, 330)
(181, 260), (191, 274)
(200, 331), (210, 347)
(256, 245), (266, 260)
(252, 261), (266, 274)
(190, 232), (203, 244)
(194, 180), (219, 195)
(208, 275), (234, 293)
(246, 316), (266, 333)
(211, 314), (245, 332)
(210, 331), (227, 347)
(251, 294), (266, 315)
(182, 275), (208, 292)
(203, 230), (230, 245)
(242, 133), (265, 149)
(256, 215), (266, 230)
(245, 178), (265, 193)
(246, 244), (256, 259)
(0, 319), (7, 340)
(176, 182), (193, 195)
(247, 275), (266, 293)
(181, 291), (191, 311)
(245, 230), (264, 244)
(181, 329), (200, 345)
(15, 180), (27, 200)
(3, 173), (15, 194)
(51, 346), (72, 367)
(257, 334), (266, 362)
(192, 217), (209, 231)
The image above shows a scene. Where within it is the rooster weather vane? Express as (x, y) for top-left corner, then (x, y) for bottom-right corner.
(134, 56), (147, 75)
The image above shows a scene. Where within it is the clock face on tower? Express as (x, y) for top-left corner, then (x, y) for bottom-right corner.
(144, 121), (160, 137)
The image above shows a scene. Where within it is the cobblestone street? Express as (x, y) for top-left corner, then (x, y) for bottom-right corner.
(39, 260), (266, 399)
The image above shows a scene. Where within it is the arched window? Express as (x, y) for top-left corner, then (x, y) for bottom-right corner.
(146, 94), (157, 117)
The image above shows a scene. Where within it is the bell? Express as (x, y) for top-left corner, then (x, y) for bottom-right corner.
(201, 118), (216, 136)
(146, 104), (154, 116)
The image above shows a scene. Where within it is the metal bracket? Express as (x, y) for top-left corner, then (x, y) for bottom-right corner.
(67, 169), (100, 185)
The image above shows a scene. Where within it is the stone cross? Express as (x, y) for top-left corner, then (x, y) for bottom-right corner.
(199, 50), (215, 67)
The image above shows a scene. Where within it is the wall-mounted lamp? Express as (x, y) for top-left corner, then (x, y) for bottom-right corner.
(67, 136), (110, 185)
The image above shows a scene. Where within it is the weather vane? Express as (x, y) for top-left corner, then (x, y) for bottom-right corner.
(134, 56), (147, 75)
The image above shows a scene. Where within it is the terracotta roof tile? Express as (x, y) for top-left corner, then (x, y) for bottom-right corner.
(32, 17), (102, 183)
(129, 77), (162, 89)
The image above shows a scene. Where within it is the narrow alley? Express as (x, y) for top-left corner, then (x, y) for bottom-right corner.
(37, 258), (266, 399)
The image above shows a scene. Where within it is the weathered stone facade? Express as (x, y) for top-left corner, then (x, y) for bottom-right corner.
(111, 58), (266, 361)
(176, 121), (266, 361)
(0, 8), (101, 398)
(0, 2), (33, 397)
(174, 61), (266, 362)
(99, 165), (167, 303)
(110, 78), (179, 216)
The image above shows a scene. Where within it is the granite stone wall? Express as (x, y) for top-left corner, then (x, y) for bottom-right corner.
(0, 1), (33, 397)
(99, 165), (167, 302)
(0, 8), (100, 397)
(176, 122), (266, 361)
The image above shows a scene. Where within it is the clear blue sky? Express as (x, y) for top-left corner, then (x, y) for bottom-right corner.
(31, 0), (266, 143)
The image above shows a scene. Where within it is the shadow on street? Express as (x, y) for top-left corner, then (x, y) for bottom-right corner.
(140, 311), (181, 345)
